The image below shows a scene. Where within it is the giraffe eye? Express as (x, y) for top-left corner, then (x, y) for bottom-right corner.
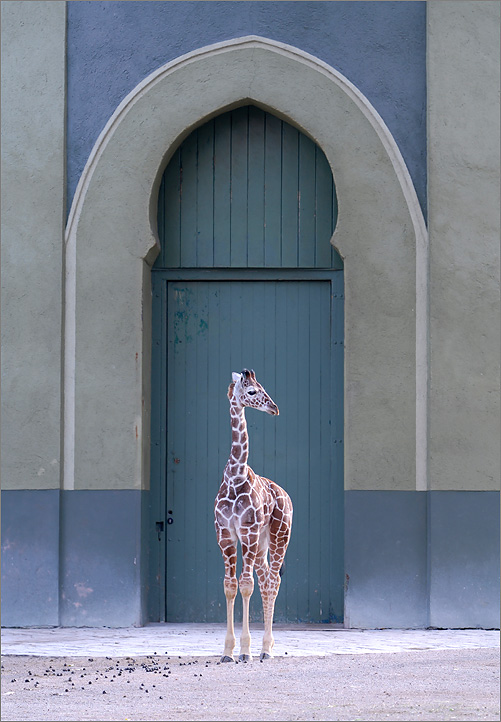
(247, 388), (257, 396)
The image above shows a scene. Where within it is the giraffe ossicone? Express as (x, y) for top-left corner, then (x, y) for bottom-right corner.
(214, 368), (293, 662)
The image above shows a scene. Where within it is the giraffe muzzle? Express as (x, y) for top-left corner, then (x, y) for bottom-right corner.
(268, 403), (279, 416)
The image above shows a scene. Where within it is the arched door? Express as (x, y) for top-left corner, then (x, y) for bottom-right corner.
(150, 105), (344, 623)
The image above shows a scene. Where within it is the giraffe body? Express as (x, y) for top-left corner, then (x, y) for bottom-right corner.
(214, 369), (293, 662)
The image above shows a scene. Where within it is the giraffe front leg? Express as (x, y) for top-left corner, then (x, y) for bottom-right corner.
(238, 537), (258, 662)
(222, 574), (238, 662)
(217, 531), (238, 662)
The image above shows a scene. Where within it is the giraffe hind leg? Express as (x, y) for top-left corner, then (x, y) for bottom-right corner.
(259, 510), (292, 660)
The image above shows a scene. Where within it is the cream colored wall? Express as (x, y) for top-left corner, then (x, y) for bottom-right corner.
(427, 0), (500, 491)
(6, 4), (498, 497)
(65, 38), (426, 492)
(1, 1), (66, 490)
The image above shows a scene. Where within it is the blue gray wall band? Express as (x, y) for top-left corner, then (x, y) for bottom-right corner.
(344, 491), (500, 629)
(2, 490), (499, 628)
(1, 490), (148, 627)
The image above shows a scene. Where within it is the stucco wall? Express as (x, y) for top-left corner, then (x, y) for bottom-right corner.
(65, 36), (424, 494)
(1, 0), (66, 491)
(1, 0), (498, 629)
(427, 0), (500, 491)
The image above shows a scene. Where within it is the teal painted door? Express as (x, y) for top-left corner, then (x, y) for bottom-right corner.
(151, 273), (344, 623)
(149, 104), (344, 624)
(156, 105), (342, 271)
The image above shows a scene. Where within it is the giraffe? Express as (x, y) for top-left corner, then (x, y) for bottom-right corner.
(214, 368), (293, 662)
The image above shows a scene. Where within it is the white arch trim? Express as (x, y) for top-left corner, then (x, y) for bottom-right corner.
(64, 36), (429, 492)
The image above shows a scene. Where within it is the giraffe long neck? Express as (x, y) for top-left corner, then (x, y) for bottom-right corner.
(227, 400), (249, 478)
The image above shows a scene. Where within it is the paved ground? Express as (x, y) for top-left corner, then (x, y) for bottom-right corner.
(1, 625), (499, 721)
(2, 624), (499, 658)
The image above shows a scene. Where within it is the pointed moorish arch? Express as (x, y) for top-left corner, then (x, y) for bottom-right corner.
(64, 36), (428, 502)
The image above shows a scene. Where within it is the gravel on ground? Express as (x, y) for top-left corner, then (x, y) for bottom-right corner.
(1, 648), (499, 721)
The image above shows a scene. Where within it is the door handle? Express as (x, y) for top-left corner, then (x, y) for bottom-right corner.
(155, 521), (164, 541)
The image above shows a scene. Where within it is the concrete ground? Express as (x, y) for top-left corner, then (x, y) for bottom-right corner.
(1, 624), (499, 658)
(1, 625), (499, 721)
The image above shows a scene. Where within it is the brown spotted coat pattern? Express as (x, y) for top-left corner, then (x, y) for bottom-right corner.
(214, 369), (293, 662)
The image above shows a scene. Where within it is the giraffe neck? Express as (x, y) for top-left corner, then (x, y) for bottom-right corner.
(227, 400), (249, 478)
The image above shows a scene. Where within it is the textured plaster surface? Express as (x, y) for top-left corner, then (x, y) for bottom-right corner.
(0, 1), (66, 490)
(66, 0), (426, 215)
(67, 38), (422, 491)
(427, 1), (500, 491)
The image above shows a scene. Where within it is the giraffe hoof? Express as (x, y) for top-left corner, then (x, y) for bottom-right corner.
(259, 652), (272, 661)
(220, 655), (234, 663)
(238, 654), (252, 663)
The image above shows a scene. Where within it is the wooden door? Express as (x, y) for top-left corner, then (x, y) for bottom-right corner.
(151, 273), (344, 623)
(149, 105), (344, 623)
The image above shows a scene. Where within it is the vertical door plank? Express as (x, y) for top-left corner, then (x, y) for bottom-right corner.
(261, 282), (278, 483)
(298, 135), (316, 268)
(284, 283), (303, 618)
(307, 282), (322, 619)
(206, 283), (225, 621)
(230, 107), (249, 267)
(148, 276), (167, 620)
(213, 113), (231, 267)
(319, 281), (334, 619)
(197, 123), (215, 268)
(193, 282), (209, 619)
(281, 125), (299, 267)
(166, 283), (189, 619)
(162, 148), (181, 267)
(294, 283), (312, 619)
(264, 114), (282, 267)
(180, 134), (198, 267)
(247, 108), (266, 267)
(272, 281), (289, 619)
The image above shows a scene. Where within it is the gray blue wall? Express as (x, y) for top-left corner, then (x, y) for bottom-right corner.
(66, 0), (427, 215)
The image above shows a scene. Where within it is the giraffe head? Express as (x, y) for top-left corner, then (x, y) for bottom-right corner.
(229, 369), (279, 416)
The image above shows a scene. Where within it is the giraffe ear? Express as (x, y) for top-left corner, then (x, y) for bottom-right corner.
(232, 372), (241, 384)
